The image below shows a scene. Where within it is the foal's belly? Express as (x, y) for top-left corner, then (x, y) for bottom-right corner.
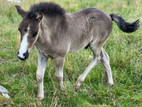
(69, 35), (93, 53)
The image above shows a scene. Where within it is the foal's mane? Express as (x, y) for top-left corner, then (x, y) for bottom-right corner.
(27, 2), (66, 19)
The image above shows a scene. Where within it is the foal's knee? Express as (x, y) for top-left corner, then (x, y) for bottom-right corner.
(55, 75), (64, 90)
(36, 72), (43, 83)
(55, 71), (63, 82)
(55, 75), (63, 83)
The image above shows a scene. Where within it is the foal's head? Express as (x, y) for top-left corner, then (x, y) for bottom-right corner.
(16, 2), (66, 60)
(15, 6), (42, 60)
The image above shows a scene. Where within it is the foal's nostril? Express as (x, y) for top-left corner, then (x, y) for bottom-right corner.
(17, 50), (29, 61)
(23, 50), (29, 59)
(17, 52), (19, 55)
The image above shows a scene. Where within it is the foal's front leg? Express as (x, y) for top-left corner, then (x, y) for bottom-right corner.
(36, 53), (48, 101)
(54, 57), (65, 90)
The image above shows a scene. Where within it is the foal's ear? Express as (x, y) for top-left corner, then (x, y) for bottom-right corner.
(15, 5), (27, 18)
(36, 12), (43, 21)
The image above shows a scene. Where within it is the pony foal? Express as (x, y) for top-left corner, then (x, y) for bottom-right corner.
(15, 2), (140, 100)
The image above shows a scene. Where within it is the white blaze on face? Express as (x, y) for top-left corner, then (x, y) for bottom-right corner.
(18, 25), (30, 59)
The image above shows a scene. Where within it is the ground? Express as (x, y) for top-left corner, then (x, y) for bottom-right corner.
(0, 0), (142, 106)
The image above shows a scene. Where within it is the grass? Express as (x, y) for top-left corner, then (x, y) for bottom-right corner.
(0, 0), (142, 106)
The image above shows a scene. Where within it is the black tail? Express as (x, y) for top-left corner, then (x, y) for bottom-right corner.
(110, 14), (140, 33)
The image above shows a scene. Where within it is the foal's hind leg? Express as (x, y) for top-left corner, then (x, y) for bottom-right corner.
(54, 57), (65, 90)
(101, 48), (113, 87)
(75, 43), (101, 91)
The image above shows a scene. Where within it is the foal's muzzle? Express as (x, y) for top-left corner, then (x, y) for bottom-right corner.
(17, 50), (29, 61)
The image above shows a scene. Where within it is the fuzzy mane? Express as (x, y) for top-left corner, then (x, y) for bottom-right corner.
(27, 2), (66, 19)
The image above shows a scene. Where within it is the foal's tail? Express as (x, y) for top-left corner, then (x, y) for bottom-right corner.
(110, 14), (140, 33)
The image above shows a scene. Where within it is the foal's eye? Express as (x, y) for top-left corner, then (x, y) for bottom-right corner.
(32, 32), (38, 37)
(24, 28), (27, 32)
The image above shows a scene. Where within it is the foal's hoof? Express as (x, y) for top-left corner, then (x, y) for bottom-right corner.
(59, 85), (65, 91)
(74, 83), (81, 92)
(107, 82), (114, 88)
(38, 97), (44, 101)
(38, 95), (44, 101)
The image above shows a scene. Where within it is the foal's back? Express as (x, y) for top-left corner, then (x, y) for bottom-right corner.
(66, 8), (112, 53)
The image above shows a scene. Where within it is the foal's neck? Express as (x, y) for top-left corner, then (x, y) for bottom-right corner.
(37, 16), (61, 44)
(38, 15), (67, 39)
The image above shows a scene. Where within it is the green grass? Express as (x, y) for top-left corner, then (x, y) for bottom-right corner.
(0, 0), (142, 106)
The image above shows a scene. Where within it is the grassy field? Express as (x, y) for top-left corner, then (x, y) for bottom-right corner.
(0, 0), (142, 106)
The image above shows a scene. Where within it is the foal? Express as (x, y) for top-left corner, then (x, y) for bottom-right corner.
(15, 2), (140, 100)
